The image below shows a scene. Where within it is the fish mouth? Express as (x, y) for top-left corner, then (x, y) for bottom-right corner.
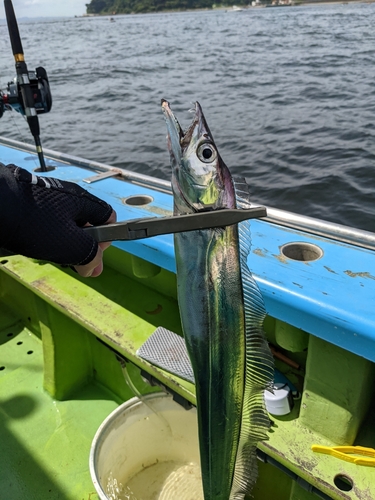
(161, 99), (184, 142)
(162, 99), (208, 212)
(161, 99), (203, 152)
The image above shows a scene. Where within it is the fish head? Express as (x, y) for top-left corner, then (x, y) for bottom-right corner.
(161, 99), (236, 213)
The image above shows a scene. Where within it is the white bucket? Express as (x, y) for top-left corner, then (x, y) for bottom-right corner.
(89, 393), (203, 500)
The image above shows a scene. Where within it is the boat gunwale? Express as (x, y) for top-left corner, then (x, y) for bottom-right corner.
(1, 135), (374, 252)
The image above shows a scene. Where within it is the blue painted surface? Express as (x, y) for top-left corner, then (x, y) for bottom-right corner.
(1, 144), (375, 362)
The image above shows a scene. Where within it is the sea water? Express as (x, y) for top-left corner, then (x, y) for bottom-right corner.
(0, 3), (374, 232)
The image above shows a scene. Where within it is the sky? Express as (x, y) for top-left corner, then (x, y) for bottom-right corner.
(1, 0), (88, 18)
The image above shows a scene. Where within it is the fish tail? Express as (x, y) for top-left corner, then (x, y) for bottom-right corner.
(230, 178), (274, 499)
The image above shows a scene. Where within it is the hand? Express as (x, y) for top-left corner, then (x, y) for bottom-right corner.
(0, 163), (117, 277)
(75, 210), (117, 277)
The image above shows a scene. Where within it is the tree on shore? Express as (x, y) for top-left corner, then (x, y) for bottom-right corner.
(86, 0), (114, 14)
(86, 0), (233, 14)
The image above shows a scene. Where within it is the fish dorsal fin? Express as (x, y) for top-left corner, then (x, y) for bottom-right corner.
(233, 177), (252, 257)
(233, 177), (252, 208)
(231, 177), (274, 499)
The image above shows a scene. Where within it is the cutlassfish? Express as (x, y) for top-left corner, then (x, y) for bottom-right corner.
(161, 100), (274, 500)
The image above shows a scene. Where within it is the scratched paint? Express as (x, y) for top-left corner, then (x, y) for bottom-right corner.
(344, 271), (375, 280)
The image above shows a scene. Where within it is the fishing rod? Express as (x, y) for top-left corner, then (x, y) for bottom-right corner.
(0, 0), (52, 171)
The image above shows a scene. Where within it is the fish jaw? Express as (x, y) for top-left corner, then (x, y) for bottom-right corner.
(161, 99), (236, 214)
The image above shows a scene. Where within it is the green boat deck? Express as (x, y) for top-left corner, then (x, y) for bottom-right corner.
(0, 326), (118, 500)
(1, 247), (375, 500)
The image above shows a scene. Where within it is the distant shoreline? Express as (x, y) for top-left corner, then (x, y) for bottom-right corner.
(296, 0), (375, 6)
(81, 0), (375, 17)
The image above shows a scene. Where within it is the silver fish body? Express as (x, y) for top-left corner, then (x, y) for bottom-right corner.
(162, 100), (273, 500)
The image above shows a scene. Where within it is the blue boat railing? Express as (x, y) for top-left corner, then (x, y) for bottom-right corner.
(1, 134), (374, 252)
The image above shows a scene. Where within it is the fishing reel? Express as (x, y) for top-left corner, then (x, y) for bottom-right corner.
(1, 0), (53, 171)
(0, 66), (52, 119)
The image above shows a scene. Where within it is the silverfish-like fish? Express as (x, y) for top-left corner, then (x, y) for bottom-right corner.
(161, 99), (273, 500)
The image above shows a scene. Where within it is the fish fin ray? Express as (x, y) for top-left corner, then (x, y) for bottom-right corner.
(231, 178), (274, 499)
(233, 176), (252, 210)
(233, 177), (253, 259)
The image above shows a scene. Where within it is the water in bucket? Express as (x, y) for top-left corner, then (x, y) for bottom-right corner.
(90, 394), (204, 500)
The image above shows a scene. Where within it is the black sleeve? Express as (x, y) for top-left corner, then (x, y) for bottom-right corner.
(0, 162), (113, 266)
(0, 162), (22, 250)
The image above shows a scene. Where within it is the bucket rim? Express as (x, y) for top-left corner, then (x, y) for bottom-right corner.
(89, 393), (173, 499)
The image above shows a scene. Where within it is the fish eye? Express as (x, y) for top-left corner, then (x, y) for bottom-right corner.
(197, 142), (217, 163)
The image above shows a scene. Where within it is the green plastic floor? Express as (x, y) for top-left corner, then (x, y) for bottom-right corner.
(0, 325), (118, 500)
(0, 305), (296, 500)
(0, 320), (291, 500)
(1, 253), (375, 500)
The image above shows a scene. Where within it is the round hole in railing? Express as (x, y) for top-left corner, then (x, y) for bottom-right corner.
(0, 260), (8, 265)
(27, 351), (33, 355)
(334, 474), (353, 492)
(17, 341), (23, 345)
(7, 333), (13, 337)
(0, 366), (5, 371)
(123, 195), (153, 206)
(280, 242), (323, 262)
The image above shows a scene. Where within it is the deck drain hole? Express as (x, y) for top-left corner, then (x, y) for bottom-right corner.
(0, 259), (8, 264)
(280, 242), (323, 262)
(0, 366), (5, 371)
(334, 474), (353, 492)
(17, 341), (23, 345)
(123, 195), (153, 206)
(27, 350), (33, 355)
